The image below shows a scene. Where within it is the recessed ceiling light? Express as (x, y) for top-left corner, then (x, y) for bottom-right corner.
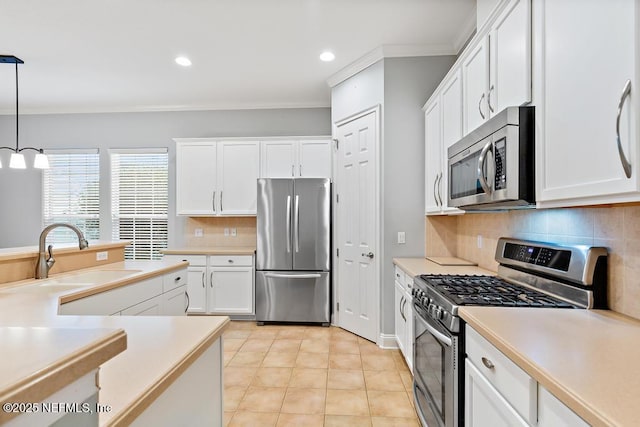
(175, 56), (192, 67)
(319, 51), (335, 62)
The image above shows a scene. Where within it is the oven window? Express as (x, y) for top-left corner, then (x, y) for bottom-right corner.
(450, 149), (484, 199)
(415, 315), (447, 422)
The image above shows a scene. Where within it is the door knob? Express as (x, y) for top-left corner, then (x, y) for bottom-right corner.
(361, 252), (374, 259)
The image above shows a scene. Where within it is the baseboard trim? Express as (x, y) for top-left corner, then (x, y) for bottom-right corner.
(378, 333), (399, 349)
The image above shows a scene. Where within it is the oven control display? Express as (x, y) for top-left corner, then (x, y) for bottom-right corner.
(503, 243), (571, 271)
(494, 137), (506, 190)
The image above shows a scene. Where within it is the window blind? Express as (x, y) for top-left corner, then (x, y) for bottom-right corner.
(110, 149), (168, 260)
(42, 150), (100, 244)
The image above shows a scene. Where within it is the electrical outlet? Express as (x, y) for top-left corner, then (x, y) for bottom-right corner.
(477, 234), (483, 249)
(397, 231), (406, 244)
(224, 228), (230, 237)
(194, 228), (204, 237)
(96, 251), (108, 261)
(231, 228), (237, 237)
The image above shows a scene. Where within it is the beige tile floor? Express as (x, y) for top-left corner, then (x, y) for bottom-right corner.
(223, 321), (419, 427)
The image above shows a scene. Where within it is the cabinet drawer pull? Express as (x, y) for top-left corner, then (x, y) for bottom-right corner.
(481, 357), (495, 370)
(174, 276), (181, 282)
(616, 79), (632, 178)
(228, 259), (234, 263)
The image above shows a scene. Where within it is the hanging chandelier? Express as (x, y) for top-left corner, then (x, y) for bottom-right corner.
(0, 55), (48, 169)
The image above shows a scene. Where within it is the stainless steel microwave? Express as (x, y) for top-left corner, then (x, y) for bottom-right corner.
(447, 106), (535, 210)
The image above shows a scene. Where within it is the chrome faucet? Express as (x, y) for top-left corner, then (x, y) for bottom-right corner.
(35, 223), (89, 279)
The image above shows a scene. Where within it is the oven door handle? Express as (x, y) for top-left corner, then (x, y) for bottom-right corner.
(477, 139), (493, 195)
(423, 319), (452, 347)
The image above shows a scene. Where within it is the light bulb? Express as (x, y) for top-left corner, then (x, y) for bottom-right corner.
(34, 152), (49, 169)
(9, 152), (26, 169)
(175, 56), (192, 67)
(319, 51), (335, 62)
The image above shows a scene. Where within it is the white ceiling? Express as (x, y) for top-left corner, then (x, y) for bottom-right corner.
(0, 0), (476, 114)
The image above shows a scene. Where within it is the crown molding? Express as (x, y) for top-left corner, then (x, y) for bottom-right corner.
(326, 43), (458, 88)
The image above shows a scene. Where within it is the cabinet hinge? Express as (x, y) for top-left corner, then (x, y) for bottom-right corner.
(333, 138), (339, 150)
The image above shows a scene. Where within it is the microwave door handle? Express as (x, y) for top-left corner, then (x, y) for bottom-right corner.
(477, 140), (493, 195)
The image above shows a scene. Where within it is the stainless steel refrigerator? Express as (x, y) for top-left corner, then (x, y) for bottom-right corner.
(256, 178), (331, 325)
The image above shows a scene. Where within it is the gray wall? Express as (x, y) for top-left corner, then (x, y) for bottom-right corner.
(0, 108), (331, 247)
(331, 56), (455, 338)
(382, 56), (455, 335)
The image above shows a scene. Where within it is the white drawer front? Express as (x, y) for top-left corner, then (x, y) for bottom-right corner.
(163, 268), (188, 292)
(394, 265), (413, 292)
(210, 255), (252, 267)
(465, 325), (537, 424)
(163, 254), (207, 266)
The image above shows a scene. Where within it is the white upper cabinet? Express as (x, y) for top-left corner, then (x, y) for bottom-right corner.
(425, 97), (443, 214)
(490, 0), (531, 113)
(463, 0), (531, 135)
(176, 142), (217, 215)
(261, 140), (297, 178)
(217, 141), (260, 215)
(175, 139), (259, 216)
(536, 0), (639, 207)
(260, 138), (332, 179)
(298, 139), (332, 178)
(463, 38), (490, 134)
(425, 70), (465, 215)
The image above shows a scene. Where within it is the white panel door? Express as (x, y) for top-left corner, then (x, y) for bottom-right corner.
(299, 139), (332, 178)
(261, 140), (296, 178)
(176, 142), (217, 215)
(538, 385), (589, 427)
(424, 98), (443, 214)
(209, 268), (254, 315)
(217, 141), (260, 215)
(463, 38), (490, 134)
(335, 110), (378, 342)
(490, 0), (531, 113)
(538, 0), (638, 205)
(394, 280), (405, 355)
(440, 69), (465, 214)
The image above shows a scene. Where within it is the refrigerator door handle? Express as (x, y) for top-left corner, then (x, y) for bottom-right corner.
(265, 273), (322, 279)
(286, 195), (292, 253)
(294, 194), (300, 252)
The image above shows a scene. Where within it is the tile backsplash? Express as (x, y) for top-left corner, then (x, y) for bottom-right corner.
(185, 217), (257, 248)
(426, 206), (640, 320)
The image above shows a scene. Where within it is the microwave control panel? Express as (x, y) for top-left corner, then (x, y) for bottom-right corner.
(494, 138), (506, 190)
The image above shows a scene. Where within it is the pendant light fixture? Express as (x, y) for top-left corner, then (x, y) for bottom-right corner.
(0, 55), (48, 169)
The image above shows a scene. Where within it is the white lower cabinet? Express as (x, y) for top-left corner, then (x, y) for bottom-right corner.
(465, 325), (588, 427)
(59, 268), (188, 316)
(162, 285), (189, 315)
(465, 359), (529, 427)
(164, 254), (255, 316)
(393, 264), (413, 372)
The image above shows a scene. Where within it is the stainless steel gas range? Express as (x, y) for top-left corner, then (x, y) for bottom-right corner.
(412, 238), (608, 427)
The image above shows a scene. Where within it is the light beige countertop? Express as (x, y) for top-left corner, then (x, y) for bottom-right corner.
(0, 240), (130, 262)
(0, 260), (230, 426)
(460, 307), (640, 427)
(393, 257), (494, 277)
(162, 246), (255, 255)
(0, 327), (127, 424)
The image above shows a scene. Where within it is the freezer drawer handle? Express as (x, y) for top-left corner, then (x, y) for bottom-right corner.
(265, 273), (322, 279)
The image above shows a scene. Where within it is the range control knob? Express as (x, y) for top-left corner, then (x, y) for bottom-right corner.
(435, 307), (444, 320)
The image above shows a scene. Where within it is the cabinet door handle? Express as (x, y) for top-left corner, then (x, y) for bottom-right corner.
(478, 93), (486, 120)
(220, 191), (223, 212)
(291, 164), (294, 177)
(212, 191), (216, 213)
(433, 173), (440, 206)
(477, 140), (493, 195)
(185, 291), (190, 313)
(399, 295), (405, 321)
(210, 272), (214, 288)
(436, 172), (444, 207)
(487, 85), (495, 113)
(201, 271), (205, 288)
(299, 164), (302, 176)
(616, 79), (632, 178)
(481, 356), (495, 370)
